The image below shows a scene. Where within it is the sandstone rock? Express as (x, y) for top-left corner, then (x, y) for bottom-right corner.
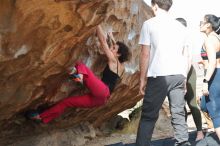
(0, 0), (153, 144)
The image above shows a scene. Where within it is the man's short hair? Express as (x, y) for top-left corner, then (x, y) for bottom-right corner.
(176, 18), (187, 27)
(151, 0), (173, 11)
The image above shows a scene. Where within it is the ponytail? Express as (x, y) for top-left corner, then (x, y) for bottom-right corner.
(216, 17), (220, 34)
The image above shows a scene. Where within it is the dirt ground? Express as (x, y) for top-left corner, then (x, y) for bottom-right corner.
(82, 109), (174, 146)
(82, 113), (209, 146)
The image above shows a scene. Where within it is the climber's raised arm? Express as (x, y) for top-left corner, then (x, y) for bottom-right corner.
(96, 25), (117, 62)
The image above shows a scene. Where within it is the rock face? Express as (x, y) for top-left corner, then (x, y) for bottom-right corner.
(0, 0), (153, 144)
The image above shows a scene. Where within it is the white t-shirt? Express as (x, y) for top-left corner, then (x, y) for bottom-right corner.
(185, 30), (204, 64)
(139, 12), (188, 77)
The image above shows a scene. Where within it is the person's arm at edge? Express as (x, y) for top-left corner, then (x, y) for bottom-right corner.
(139, 45), (150, 95)
(204, 36), (217, 81)
(182, 45), (192, 94)
(183, 45), (192, 74)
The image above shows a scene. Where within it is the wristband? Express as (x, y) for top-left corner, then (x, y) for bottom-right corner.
(203, 79), (209, 83)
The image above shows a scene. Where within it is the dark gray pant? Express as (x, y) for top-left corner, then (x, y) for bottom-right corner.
(136, 75), (189, 146)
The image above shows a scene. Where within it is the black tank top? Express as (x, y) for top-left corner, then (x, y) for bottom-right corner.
(101, 62), (124, 93)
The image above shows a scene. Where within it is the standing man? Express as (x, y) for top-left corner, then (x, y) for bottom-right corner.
(136, 0), (191, 146)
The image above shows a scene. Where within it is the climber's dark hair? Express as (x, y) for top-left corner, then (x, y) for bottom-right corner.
(204, 14), (220, 34)
(116, 41), (131, 63)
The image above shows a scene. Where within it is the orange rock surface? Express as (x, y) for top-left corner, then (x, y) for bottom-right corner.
(0, 0), (153, 136)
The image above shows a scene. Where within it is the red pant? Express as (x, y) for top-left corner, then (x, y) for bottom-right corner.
(40, 62), (110, 123)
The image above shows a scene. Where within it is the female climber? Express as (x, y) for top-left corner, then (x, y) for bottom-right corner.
(27, 25), (131, 124)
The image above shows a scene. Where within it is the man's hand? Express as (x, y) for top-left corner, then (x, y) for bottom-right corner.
(139, 79), (147, 95)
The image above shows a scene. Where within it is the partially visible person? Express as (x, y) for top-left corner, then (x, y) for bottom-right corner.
(26, 25), (131, 124)
(136, 0), (191, 145)
(203, 111), (214, 132)
(200, 14), (220, 140)
(176, 17), (204, 141)
(199, 94), (214, 132)
(196, 34), (215, 133)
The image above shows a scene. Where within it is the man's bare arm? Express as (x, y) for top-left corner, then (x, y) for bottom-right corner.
(139, 45), (150, 95)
